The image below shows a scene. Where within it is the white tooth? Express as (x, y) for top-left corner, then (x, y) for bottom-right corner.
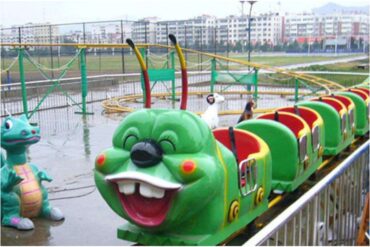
(151, 186), (165, 199)
(118, 182), (135, 195)
(139, 183), (153, 198)
(139, 183), (165, 199)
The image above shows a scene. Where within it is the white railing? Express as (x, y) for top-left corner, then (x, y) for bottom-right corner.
(245, 140), (370, 246)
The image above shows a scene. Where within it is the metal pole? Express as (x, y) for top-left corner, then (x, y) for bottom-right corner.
(49, 25), (55, 78)
(82, 23), (86, 43)
(214, 27), (217, 55)
(166, 23), (169, 68)
(295, 78), (299, 102)
(200, 28), (203, 71)
(18, 27), (22, 43)
(247, 1), (256, 70)
(184, 25), (188, 61)
(144, 22), (148, 67)
(18, 48), (28, 117)
(79, 48), (88, 114)
(120, 20), (125, 73)
(170, 51), (175, 101)
(254, 69), (258, 103)
(210, 58), (216, 93)
(227, 27), (230, 70)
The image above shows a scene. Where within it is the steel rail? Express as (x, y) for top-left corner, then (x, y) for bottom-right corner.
(243, 140), (370, 246)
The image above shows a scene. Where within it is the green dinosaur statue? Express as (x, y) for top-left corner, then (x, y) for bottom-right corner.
(1, 114), (64, 230)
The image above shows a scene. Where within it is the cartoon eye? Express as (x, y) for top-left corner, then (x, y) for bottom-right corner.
(4, 120), (13, 130)
(123, 134), (139, 150)
(159, 139), (176, 153)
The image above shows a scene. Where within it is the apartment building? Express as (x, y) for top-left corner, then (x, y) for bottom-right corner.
(155, 13), (284, 46)
(284, 13), (369, 44)
(1, 11), (368, 49)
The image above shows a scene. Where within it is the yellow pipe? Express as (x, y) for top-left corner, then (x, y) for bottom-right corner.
(268, 195), (283, 208)
(317, 156), (335, 171)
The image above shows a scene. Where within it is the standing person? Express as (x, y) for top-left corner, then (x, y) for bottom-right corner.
(237, 96), (255, 123)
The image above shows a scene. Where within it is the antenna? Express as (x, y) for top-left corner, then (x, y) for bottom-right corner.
(126, 38), (151, 108)
(169, 34), (188, 110)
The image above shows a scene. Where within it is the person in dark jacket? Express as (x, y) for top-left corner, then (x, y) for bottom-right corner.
(238, 96), (255, 123)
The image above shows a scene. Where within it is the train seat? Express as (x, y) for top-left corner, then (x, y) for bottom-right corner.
(277, 106), (323, 153)
(213, 127), (261, 163)
(257, 111), (310, 165)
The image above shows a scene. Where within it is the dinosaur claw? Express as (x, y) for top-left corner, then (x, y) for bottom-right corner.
(48, 207), (65, 221)
(16, 218), (34, 230)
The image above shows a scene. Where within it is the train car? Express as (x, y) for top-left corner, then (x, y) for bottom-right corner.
(328, 94), (357, 136)
(297, 97), (354, 155)
(296, 99), (348, 155)
(353, 87), (370, 96)
(346, 88), (370, 109)
(236, 111), (313, 193)
(336, 91), (369, 135)
(277, 105), (325, 165)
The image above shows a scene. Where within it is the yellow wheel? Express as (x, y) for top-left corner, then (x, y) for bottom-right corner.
(255, 187), (264, 205)
(228, 200), (240, 222)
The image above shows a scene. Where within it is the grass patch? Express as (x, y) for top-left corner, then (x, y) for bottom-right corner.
(296, 58), (369, 86)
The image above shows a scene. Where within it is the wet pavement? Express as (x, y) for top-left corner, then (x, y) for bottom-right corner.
(1, 103), (132, 246)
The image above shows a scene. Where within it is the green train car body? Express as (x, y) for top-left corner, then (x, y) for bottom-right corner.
(297, 101), (348, 155)
(277, 106), (325, 170)
(236, 115), (316, 193)
(94, 109), (272, 245)
(337, 92), (369, 136)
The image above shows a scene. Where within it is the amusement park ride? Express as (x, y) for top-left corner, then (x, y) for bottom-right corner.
(1, 34), (369, 245)
(93, 35), (370, 245)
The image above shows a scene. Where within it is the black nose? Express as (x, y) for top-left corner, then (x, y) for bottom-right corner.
(130, 140), (163, 168)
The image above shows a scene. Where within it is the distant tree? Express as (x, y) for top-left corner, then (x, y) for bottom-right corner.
(273, 44), (283, 51)
(260, 41), (270, 52)
(235, 41), (243, 53)
(287, 40), (300, 52)
(312, 39), (321, 51)
(60, 38), (77, 55)
(359, 37), (364, 50)
(253, 41), (261, 51)
(302, 41), (309, 52)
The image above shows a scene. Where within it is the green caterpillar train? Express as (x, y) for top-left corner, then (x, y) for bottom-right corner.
(94, 35), (370, 245)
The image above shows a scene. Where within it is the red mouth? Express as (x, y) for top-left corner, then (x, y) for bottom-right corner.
(5, 136), (40, 144)
(113, 182), (177, 227)
(105, 172), (181, 227)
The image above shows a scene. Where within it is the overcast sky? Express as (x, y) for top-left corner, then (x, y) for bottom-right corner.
(0, 0), (369, 27)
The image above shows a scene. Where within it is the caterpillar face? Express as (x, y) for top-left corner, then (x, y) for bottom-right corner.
(94, 109), (224, 230)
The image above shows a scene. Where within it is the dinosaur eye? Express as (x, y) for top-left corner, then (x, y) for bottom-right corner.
(159, 139), (176, 154)
(123, 134), (139, 150)
(4, 120), (13, 130)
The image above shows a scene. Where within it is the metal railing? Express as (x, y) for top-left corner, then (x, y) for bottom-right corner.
(245, 140), (370, 246)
